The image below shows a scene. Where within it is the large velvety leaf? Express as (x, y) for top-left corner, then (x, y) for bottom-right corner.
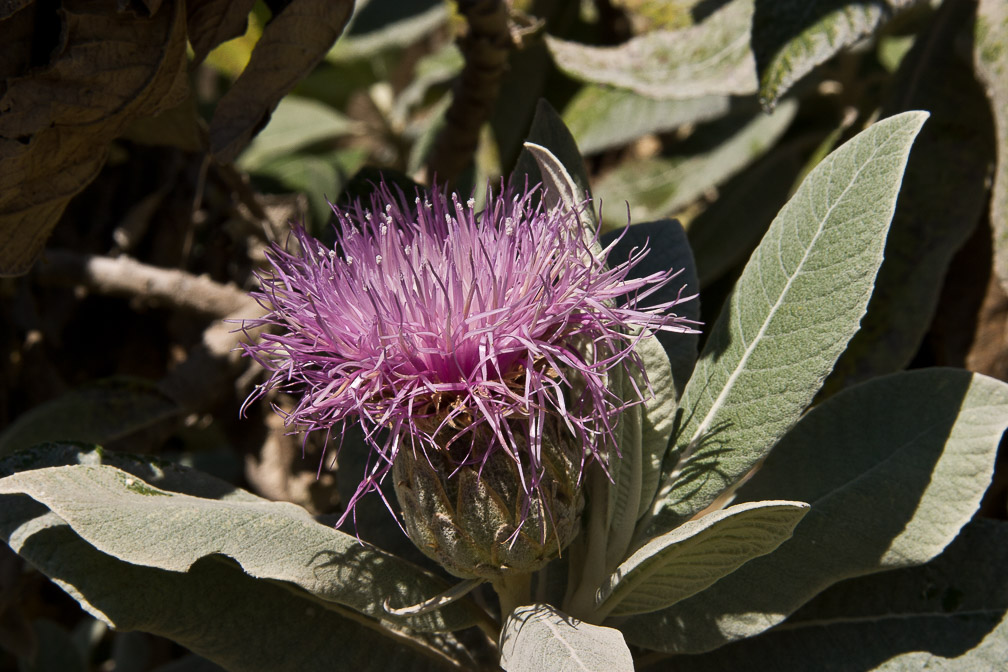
(0, 450), (481, 633)
(511, 99), (595, 229)
(823, 0), (994, 395)
(209, 0), (354, 162)
(627, 368), (1008, 654)
(598, 500), (807, 619)
(639, 520), (1008, 671)
(975, 0), (1008, 294)
(645, 111), (927, 533)
(562, 86), (732, 155)
(1, 500), (461, 672)
(687, 136), (816, 287)
(753, 0), (920, 108)
(499, 604), (633, 672)
(0, 1), (189, 275)
(594, 100), (797, 229)
(237, 96), (358, 170)
(328, 0), (447, 61)
(0, 378), (180, 458)
(545, 0), (756, 100)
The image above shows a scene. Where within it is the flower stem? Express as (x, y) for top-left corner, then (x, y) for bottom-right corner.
(492, 571), (532, 623)
(562, 464), (609, 621)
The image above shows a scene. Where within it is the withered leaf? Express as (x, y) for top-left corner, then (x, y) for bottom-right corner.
(0, 0), (189, 276)
(0, 1), (33, 21)
(208, 0), (354, 163)
(0, 1), (33, 79)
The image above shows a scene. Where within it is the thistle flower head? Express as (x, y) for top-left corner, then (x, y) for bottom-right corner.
(242, 181), (697, 569)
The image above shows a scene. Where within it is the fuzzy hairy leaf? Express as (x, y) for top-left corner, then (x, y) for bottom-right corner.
(753, 0), (922, 107)
(562, 86), (732, 155)
(640, 519), (1008, 670)
(0, 378), (180, 458)
(512, 99), (596, 230)
(0, 447), (480, 633)
(646, 111), (927, 533)
(823, 0), (994, 394)
(687, 136), (816, 287)
(1, 500), (462, 672)
(627, 368), (1008, 654)
(599, 500), (807, 619)
(238, 95), (358, 170)
(546, 0), (756, 99)
(595, 100), (797, 229)
(500, 604), (632, 672)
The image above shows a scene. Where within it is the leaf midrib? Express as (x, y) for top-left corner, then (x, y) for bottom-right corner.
(686, 140), (882, 449)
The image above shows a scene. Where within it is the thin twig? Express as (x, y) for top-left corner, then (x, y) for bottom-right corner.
(35, 249), (251, 317)
(425, 0), (512, 184)
(158, 298), (265, 412)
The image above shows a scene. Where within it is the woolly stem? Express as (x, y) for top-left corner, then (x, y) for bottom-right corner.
(492, 571), (533, 623)
(562, 464), (609, 622)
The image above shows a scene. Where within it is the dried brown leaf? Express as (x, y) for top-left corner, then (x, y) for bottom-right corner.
(0, 0), (33, 21)
(0, 2), (33, 77)
(186, 0), (258, 65)
(209, 0), (354, 163)
(0, 0), (189, 276)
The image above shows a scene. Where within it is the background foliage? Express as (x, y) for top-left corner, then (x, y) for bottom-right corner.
(1, 0), (1007, 670)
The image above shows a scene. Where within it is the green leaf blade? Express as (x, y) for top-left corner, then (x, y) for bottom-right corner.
(822, 0), (994, 394)
(641, 520), (1008, 671)
(0, 378), (180, 459)
(647, 111), (928, 533)
(546, 0), (756, 100)
(0, 451), (479, 633)
(500, 604), (633, 672)
(627, 368), (1008, 654)
(754, 0), (918, 107)
(511, 99), (597, 232)
(594, 100), (797, 229)
(600, 500), (808, 618)
(2, 501), (462, 672)
(561, 86), (732, 156)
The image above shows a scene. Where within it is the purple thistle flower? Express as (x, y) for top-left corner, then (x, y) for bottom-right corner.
(241, 182), (697, 548)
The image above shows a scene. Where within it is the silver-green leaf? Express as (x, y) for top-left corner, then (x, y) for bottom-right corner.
(499, 604), (633, 672)
(0, 458), (481, 633)
(594, 100), (797, 229)
(546, 0), (756, 100)
(646, 111), (928, 533)
(511, 99), (597, 232)
(600, 218), (700, 398)
(599, 500), (808, 619)
(822, 0), (994, 394)
(1, 499), (462, 672)
(237, 95), (358, 171)
(0, 378), (180, 459)
(640, 519), (1008, 671)
(754, 0), (921, 108)
(627, 368), (1008, 654)
(562, 86), (732, 155)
